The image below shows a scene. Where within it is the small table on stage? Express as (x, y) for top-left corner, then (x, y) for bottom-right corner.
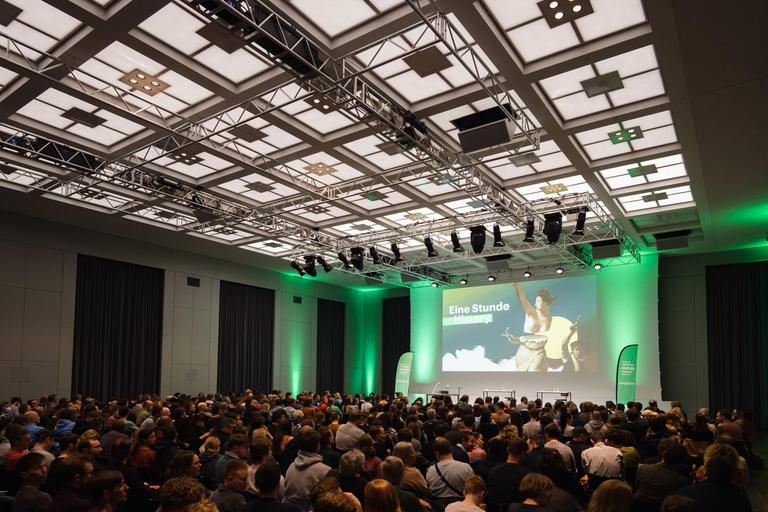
(429, 393), (460, 403)
(482, 389), (516, 401)
(536, 390), (572, 403)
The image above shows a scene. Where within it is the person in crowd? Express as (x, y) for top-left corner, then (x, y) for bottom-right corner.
(581, 430), (623, 490)
(30, 429), (55, 467)
(587, 479), (632, 512)
(522, 409), (541, 439)
(319, 426), (341, 469)
(3, 423), (31, 472)
(21, 411), (44, 438)
(486, 438), (531, 512)
(445, 475), (486, 512)
(166, 450), (203, 480)
(211, 459), (249, 512)
(537, 447), (586, 505)
(676, 455), (752, 512)
(507, 473), (554, 512)
(392, 441), (428, 497)
(660, 496), (698, 512)
(332, 450), (368, 503)
(284, 430), (331, 510)
(566, 426), (590, 476)
(522, 433), (545, 471)
(335, 411), (366, 452)
(471, 436), (505, 482)
(214, 432), (250, 486)
(364, 479), (401, 512)
(380, 456), (426, 512)
(157, 477), (207, 512)
(84, 469), (128, 512)
(244, 461), (300, 512)
(543, 423), (576, 473)
(425, 437), (474, 505)
(153, 420), (181, 481)
(49, 454), (95, 512)
(99, 419), (128, 456)
(12, 452), (52, 512)
(634, 441), (690, 509)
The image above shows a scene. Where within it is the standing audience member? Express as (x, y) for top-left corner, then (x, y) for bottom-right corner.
(445, 475), (486, 512)
(211, 459), (249, 512)
(84, 469), (128, 512)
(364, 479), (401, 512)
(12, 452), (52, 512)
(244, 462), (300, 512)
(486, 438), (531, 512)
(49, 454), (95, 512)
(284, 430), (331, 510)
(581, 430), (623, 489)
(676, 455), (752, 512)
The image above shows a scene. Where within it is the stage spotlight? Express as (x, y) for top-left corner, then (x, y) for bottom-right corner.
(337, 251), (353, 269)
(424, 237), (438, 258)
(390, 243), (403, 262)
(290, 260), (305, 276)
(594, 262), (603, 270)
(524, 219), (535, 242)
(487, 274), (497, 282)
(369, 246), (381, 264)
(350, 247), (365, 271)
(303, 255), (317, 277)
(459, 277), (468, 285)
(573, 208), (587, 235)
(431, 281), (439, 287)
(451, 231), (464, 253)
(492, 224), (505, 247)
(317, 256), (333, 273)
(470, 225), (486, 254)
(523, 269), (532, 278)
(555, 266), (565, 274)
(543, 212), (563, 244)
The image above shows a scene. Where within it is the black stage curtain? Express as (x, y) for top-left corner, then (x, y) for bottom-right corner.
(217, 281), (275, 394)
(72, 255), (164, 399)
(316, 299), (345, 392)
(706, 261), (768, 427)
(382, 296), (411, 397)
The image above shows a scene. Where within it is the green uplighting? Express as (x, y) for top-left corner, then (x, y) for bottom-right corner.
(410, 286), (442, 384)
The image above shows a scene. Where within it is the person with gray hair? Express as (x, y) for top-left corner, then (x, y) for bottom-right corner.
(381, 456), (427, 512)
(392, 441), (428, 497)
(334, 450), (368, 503)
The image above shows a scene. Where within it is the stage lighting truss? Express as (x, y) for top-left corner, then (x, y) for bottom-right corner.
(0, 3), (639, 288)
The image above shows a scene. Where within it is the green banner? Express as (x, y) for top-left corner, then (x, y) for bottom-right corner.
(394, 351), (414, 397)
(616, 344), (639, 404)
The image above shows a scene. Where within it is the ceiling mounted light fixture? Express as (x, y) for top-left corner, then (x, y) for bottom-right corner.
(594, 262), (603, 270)
(431, 281), (439, 288)
(524, 219), (535, 243)
(424, 237), (438, 258)
(370, 246), (381, 265)
(543, 212), (563, 244)
(337, 251), (353, 269)
(303, 255), (317, 277)
(523, 269), (532, 279)
(290, 260), (305, 276)
(317, 256), (333, 273)
(119, 69), (170, 96)
(459, 277), (468, 285)
(350, 247), (365, 271)
(492, 224), (505, 247)
(573, 208), (588, 235)
(470, 225), (486, 254)
(487, 274), (497, 282)
(451, 231), (464, 253)
(537, 0), (594, 28)
(390, 243), (403, 262)
(555, 266), (565, 275)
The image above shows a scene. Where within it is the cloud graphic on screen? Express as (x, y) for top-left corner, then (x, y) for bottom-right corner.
(442, 346), (519, 371)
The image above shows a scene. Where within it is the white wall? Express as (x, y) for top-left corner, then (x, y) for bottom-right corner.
(0, 212), (353, 400)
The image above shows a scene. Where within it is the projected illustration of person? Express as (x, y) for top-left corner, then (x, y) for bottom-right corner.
(505, 282), (579, 370)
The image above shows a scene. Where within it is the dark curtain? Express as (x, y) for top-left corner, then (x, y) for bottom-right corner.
(72, 255), (164, 399)
(218, 281), (275, 394)
(316, 299), (345, 392)
(382, 296), (411, 397)
(706, 261), (768, 428)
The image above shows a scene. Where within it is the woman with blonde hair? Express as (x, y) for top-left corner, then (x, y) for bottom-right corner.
(587, 480), (632, 512)
(364, 479), (401, 512)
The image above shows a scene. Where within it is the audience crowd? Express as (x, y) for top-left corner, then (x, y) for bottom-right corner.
(0, 391), (759, 512)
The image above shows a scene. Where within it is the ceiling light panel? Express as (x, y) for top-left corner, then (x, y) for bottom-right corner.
(350, 187), (410, 210)
(194, 227), (254, 242)
(599, 154), (687, 191)
(575, 110), (676, 161)
(515, 175), (593, 201)
(291, 203), (350, 223)
(219, 176), (299, 203)
(0, 0), (80, 61)
(574, 0), (646, 41)
(618, 185), (694, 213)
(241, 239), (295, 255)
(138, 3), (208, 54)
(294, 108), (356, 134)
(289, 0), (377, 37)
(443, 197), (494, 215)
(194, 46), (272, 83)
(384, 207), (444, 225)
(329, 220), (386, 237)
(507, 18), (580, 63)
